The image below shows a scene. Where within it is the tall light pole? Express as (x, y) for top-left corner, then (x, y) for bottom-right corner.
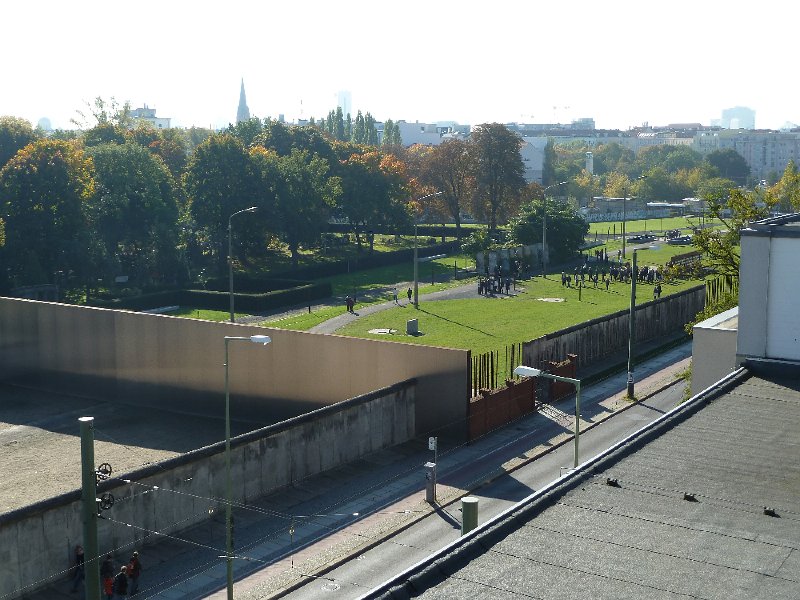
(224, 334), (271, 599)
(621, 175), (646, 259)
(413, 191), (442, 309)
(541, 181), (568, 278)
(627, 250), (637, 399)
(514, 366), (582, 468)
(229, 207), (258, 323)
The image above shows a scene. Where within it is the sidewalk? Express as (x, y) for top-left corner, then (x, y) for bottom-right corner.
(38, 342), (691, 600)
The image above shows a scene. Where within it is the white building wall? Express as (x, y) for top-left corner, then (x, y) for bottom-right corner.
(691, 307), (739, 396)
(765, 237), (800, 360)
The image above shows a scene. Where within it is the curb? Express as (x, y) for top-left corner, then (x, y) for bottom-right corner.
(264, 374), (687, 598)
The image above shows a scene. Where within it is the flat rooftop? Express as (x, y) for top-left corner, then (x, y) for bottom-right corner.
(0, 384), (273, 514)
(371, 367), (800, 599)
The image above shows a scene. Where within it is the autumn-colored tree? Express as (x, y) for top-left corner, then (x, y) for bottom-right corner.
(337, 150), (411, 251)
(417, 139), (475, 237)
(767, 160), (800, 212)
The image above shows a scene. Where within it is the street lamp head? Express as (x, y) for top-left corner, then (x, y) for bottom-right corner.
(514, 365), (542, 378)
(249, 335), (271, 345)
(244, 206), (258, 212)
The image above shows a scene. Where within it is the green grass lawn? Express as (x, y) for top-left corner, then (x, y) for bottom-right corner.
(318, 253), (474, 297)
(587, 215), (718, 235)
(172, 307), (236, 321)
(334, 275), (701, 357)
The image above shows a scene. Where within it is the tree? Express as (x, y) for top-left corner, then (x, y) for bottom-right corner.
(767, 160), (800, 212)
(705, 149), (750, 186)
(87, 143), (180, 285)
(226, 117), (265, 147)
(635, 145), (703, 174)
(336, 150), (411, 251)
(72, 96), (132, 129)
(382, 119), (403, 148)
(184, 134), (266, 275)
(693, 187), (777, 279)
(252, 148), (340, 268)
(417, 139), (475, 238)
(591, 142), (635, 175)
(470, 123), (525, 233)
(509, 197), (588, 263)
(0, 116), (38, 170)
(83, 122), (127, 147)
(0, 139), (95, 287)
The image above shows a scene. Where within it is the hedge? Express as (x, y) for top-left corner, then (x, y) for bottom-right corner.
(89, 282), (332, 313)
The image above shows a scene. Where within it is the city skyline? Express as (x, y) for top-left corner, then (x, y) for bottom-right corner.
(2, 1), (796, 132)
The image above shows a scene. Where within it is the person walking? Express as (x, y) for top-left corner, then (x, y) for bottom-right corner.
(100, 554), (114, 598)
(69, 545), (85, 593)
(113, 565), (129, 597)
(406, 287), (412, 303)
(127, 551), (141, 595)
(392, 287), (399, 304)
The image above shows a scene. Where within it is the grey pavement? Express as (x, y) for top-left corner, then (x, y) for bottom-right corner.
(35, 340), (691, 600)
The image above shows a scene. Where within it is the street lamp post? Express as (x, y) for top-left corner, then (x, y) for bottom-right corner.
(541, 181), (568, 278)
(627, 250), (637, 398)
(621, 175), (646, 259)
(514, 365), (582, 468)
(413, 191), (442, 309)
(229, 207), (258, 323)
(224, 334), (271, 600)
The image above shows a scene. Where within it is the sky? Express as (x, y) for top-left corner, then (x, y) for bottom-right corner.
(2, 0), (797, 132)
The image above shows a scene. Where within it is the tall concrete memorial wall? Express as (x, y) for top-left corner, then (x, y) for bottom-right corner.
(523, 285), (705, 373)
(0, 297), (470, 598)
(0, 297), (469, 436)
(0, 380), (415, 598)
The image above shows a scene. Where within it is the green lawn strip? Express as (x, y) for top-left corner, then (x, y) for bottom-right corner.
(172, 307), (243, 321)
(334, 275), (701, 359)
(319, 253), (475, 297)
(587, 216), (719, 235)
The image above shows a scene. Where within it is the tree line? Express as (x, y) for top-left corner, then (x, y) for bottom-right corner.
(2, 107), (798, 296)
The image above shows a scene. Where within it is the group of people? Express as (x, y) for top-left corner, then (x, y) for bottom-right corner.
(478, 275), (512, 296)
(391, 286), (413, 306)
(70, 545), (142, 597)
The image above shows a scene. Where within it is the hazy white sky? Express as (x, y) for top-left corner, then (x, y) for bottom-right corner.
(2, 0), (796, 131)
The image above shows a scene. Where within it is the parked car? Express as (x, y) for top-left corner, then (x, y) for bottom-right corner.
(628, 234), (656, 243)
(667, 235), (693, 245)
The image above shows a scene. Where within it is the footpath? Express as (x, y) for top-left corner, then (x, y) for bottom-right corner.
(40, 337), (693, 600)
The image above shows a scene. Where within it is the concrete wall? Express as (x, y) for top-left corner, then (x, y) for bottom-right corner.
(0, 380), (415, 599)
(0, 297), (469, 438)
(523, 286), (705, 373)
(691, 307), (739, 396)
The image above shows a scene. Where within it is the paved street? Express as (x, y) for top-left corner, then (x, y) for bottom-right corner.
(31, 341), (686, 600)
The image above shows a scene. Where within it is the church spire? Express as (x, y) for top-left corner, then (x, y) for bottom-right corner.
(236, 78), (250, 123)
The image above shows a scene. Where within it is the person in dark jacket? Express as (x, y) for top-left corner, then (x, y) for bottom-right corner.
(69, 545), (84, 592)
(113, 565), (128, 597)
(127, 551), (142, 595)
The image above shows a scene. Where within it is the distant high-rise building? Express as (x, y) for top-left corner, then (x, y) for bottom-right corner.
(237, 79), (250, 123)
(337, 90), (352, 118)
(714, 106), (756, 130)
